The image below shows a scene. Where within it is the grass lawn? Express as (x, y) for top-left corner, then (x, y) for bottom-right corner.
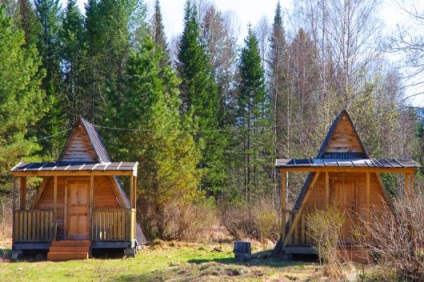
(0, 240), (326, 281)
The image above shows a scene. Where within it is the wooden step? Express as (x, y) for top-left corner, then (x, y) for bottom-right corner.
(50, 240), (91, 247)
(48, 240), (91, 261)
(47, 252), (89, 261)
(49, 246), (90, 253)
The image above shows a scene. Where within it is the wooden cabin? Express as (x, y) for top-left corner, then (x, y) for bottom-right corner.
(273, 110), (421, 258)
(11, 118), (146, 260)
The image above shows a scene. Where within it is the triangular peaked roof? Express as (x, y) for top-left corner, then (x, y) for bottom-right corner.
(316, 109), (369, 159)
(291, 110), (383, 212)
(58, 118), (110, 163)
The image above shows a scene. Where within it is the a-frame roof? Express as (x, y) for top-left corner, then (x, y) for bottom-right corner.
(316, 110), (369, 159)
(281, 109), (420, 211)
(12, 118), (136, 208)
(58, 118), (111, 163)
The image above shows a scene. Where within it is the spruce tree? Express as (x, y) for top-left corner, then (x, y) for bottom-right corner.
(18, 0), (39, 46)
(0, 5), (45, 189)
(85, 0), (140, 122)
(268, 1), (287, 158)
(33, 0), (66, 159)
(116, 36), (202, 238)
(177, 0), (228, 197)
(237, 26), (272, 202)
(60, 0), (88, 123)
(151, 0), (169, 67)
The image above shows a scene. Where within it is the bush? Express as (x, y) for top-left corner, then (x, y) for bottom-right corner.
(139, 197), (216, 242)
(356, 195), (424, 281)
(0, 199), (12, 240)
(306, 207), (345, 280)
(220, 196), (280, 243)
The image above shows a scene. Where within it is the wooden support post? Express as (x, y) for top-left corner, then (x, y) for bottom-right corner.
(133, 176), (137, 209)
(366, 172), (370, 224)
(130, 176), (134, 209)
(405, 172), (409, 198)
(90, 175), (94, 240)
(283, 172), (320, 247)
(53, 176), (57, 241)
(281, 170), (286, 243)
(301, 213), (305, 244)
(12, 177), (17, 241)
(325, 172), (329, 207)
(20, 177), (26, 210)
(410, 172), (414, 198)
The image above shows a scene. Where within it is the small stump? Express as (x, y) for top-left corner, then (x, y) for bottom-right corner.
(233, 241), (251, 262)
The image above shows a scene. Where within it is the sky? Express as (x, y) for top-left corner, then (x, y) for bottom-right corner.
(73, 0), (424, 107)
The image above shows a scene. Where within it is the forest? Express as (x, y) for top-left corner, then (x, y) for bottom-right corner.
(0, 0), (423, 243)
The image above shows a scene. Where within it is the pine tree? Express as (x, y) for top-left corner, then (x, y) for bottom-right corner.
(115, 36), (202, 238)
(33, 0), (66, 159)
(60, 0), (88, 123)
(0, 5), (45, 189)
(177, 0), (228, 197)
(237, 26), (272, 202)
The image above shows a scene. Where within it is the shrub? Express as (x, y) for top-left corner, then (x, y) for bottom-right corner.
(0, 199), (12, 240)
(139, 197), (216, 242)
(306, 207), (345, 280)
(220, 196), (280, 243)
(356, 195), (424, 281)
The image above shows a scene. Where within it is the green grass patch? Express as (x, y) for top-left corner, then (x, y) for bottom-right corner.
(0, 242), (323, 281)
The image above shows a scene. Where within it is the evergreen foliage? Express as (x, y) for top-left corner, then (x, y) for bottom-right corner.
(0, 5), (45, 190)
(236, 26), (273, 202)
(84, 0), (139, 122)
(60, 0), (88, 123)
(33, 0), (66, 159)
(114, 36), (202, 238)
(151, 0), (169, 67)
(177, 0), (228, 197)
(18, 0), (40, 47)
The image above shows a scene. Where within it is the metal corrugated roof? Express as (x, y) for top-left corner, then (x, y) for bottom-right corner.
(275, 158), (421, 168)
(11, 161), (138, 172)
(81, 118), (111, 163)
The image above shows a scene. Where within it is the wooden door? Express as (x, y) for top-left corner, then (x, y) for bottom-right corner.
(331, 180), (357, 244)
(66, 179), (90, 240)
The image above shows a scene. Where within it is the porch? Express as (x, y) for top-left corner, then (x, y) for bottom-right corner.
(13, 208), (136, 250)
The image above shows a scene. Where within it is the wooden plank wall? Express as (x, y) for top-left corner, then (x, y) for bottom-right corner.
(60, 125), (97, 162)
(34, 176), (121, 231)
(326, 116), (363, 153)
(289, 172), (390, 246)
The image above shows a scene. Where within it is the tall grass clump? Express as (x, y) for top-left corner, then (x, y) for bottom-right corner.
(307, 207), (345, 280)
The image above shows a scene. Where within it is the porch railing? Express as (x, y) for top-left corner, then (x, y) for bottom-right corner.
(14, 209), (54, 242)
(91, 209), (136, 241)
